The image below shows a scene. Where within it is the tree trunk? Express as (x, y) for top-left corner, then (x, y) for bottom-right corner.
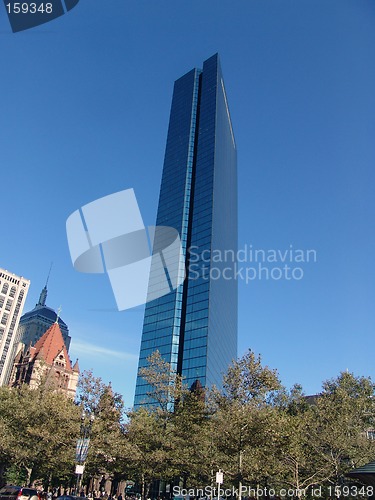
(141, 474), (145, 500)
(25, 466), (33, 487)
(145, 482), (152, 500)
(0, 464), (5, 486)
(238, 449), (243, 498)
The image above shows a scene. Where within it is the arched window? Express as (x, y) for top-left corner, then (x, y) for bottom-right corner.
(1, 283), (9, 294)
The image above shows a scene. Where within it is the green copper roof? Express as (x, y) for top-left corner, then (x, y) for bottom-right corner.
(348, 461), (375, 475)
(347, 461), (375, 488)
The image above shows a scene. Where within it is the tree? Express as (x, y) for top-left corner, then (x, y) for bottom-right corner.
(312, 372), (375, 486)
(76, 371), (128, 486)
(0, 383), (80, 486)
(137, 350), (186, 414)
(126, 351), (187, 498)
(271, 373), (375, 498)
(219, 350), (281, 406)
(171, 382), (215, 488)
(273, 387), (330, 498)
(212, 350), (282, 495)
(126, 408), (171, 500)
(126, 351), (218, 494)
(76, 370), (124, 416)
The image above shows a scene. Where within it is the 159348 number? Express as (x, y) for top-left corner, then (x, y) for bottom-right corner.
(327, 485), (374, 497)
(6, 3), (53, 13)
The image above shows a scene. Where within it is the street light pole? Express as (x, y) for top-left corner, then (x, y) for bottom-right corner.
(75, 411), (95, 495)
(216, 470), (223, 500)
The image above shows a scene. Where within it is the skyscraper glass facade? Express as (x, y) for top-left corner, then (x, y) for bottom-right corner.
(134, 54), (237, 406)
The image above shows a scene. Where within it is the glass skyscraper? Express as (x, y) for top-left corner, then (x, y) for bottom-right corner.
(134, 54), (237, 407)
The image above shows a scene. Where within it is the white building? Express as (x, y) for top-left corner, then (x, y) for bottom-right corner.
(0, 268), (30, 385)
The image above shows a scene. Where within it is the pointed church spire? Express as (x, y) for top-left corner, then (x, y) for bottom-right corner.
(36, 263), (53, 307)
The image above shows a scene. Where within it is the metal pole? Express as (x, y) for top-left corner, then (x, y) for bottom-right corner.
(75, 411), (94, 496)
(75, 474), (80, 496)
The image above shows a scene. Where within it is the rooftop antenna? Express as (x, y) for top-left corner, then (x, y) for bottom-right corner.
(37, 262), (53, 307)
(46, 261), (53, 287)
(55, 305), (62, 323)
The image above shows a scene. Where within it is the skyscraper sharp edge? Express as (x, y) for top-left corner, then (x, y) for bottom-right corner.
(0, 268), (30, 386)
(134, 54), (238, 407)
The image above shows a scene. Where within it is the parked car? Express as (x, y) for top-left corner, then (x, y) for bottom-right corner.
(56, 496), (80, 500)
(0, 486), (41, 500)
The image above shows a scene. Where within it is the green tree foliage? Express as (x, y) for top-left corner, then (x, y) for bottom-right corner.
(2, 353), (375, 499)
(171, 383), (215, 487)
(270, 373), (375, 498)
(127, 351), (215, 494)
(126, 351), (186, 497)
(3, 464), (28, 486)
(273, 391), (330, 498)
(0, 383), (80, 485)
(126, 350), (375, 498)
(126, 408), (171, 500)
(312, 372), (375, 484)
(212, 350), (282, 491)
(76, 370), (128, 482)
(137, 350), (186, 414)
(219, 349), (281, 406)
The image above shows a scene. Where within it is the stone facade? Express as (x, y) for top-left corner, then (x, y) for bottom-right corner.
(11, 322), (79, 398)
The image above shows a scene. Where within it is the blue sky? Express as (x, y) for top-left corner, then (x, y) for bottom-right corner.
(1, 0), (374, 407)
